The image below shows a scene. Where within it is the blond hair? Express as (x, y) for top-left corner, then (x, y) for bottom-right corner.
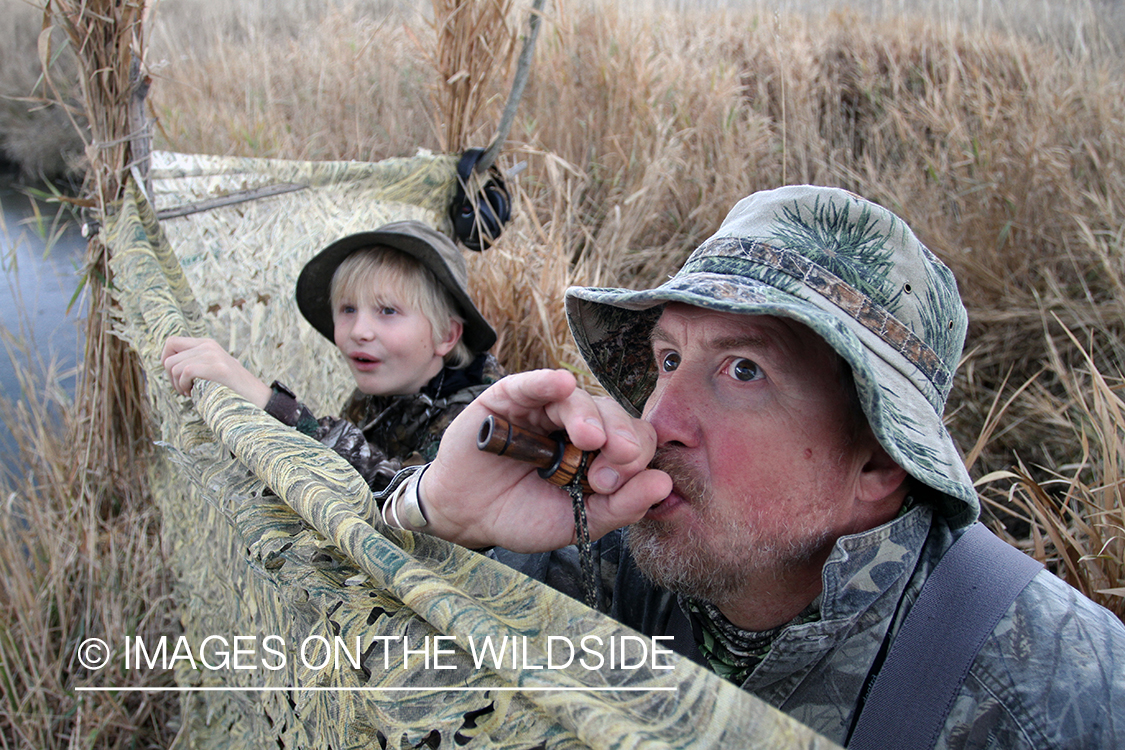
(329, 246), (472, 368)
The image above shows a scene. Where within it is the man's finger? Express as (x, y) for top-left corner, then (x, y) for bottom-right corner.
(585, 468), (672, 539)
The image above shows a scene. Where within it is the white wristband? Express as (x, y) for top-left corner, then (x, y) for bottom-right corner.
(380, 465), (429, 531)
(380, 485), (402, 529)
(400, 465), (429, 529)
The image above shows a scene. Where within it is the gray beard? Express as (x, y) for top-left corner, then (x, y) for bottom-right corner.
(628, 448), (831, 607)
(628, 516), (745, 606)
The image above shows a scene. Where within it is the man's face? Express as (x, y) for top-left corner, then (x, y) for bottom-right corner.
(631, 304), (878, 610)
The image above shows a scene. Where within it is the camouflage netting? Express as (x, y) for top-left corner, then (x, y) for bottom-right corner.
(104, 151), (839, 748)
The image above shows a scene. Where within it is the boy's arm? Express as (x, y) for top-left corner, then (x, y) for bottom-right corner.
(263, 382), (401, 490)
(161, 336), (273, 408)
(385, 369), (672, 552)
(161, 336), (398, 489)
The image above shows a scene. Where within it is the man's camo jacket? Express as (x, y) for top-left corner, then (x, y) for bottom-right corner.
(494, 503), (1125, 748)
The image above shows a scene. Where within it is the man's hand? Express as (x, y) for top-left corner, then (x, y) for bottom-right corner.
(161, 336), (273, 409)
(417, 369), (672, 552)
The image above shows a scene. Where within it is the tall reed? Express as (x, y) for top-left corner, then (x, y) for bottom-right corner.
(0, 2), (83, 179)
(43, 0), (155, 510)
(0, 3), (176, 747)
(427, 0), (520, 151)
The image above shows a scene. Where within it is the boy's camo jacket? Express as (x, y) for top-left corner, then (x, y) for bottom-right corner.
(265, 354), (504, 491)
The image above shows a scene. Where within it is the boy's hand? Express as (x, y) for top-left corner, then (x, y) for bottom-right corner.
(161, 336), (273, 409)
(415, 369), (672, 552)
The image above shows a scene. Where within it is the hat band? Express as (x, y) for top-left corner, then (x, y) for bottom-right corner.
(684, 237), (951, 392)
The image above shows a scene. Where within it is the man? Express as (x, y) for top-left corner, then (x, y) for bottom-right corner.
(379, 186), (1125, 748)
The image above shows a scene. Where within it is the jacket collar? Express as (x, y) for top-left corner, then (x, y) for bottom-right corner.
(739, 505), (934, 706)
(422, 352), (490, 400)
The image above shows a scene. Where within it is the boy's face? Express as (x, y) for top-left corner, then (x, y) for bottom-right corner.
(332, 280), (458, 397)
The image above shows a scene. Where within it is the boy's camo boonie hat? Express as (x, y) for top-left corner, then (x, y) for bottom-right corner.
(296, 220), (497, 354)
(566, 185), (978, 527)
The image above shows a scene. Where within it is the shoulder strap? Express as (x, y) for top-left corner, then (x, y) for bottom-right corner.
(847, 522), (1043, 750)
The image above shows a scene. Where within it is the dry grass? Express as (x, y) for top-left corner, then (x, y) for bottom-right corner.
(0, 1), (83, 179)
(2, 0), (1125, 746)
(0, 335), (179, 748)
(978, 324), (1125, 619)
(426, 0), (520, 151)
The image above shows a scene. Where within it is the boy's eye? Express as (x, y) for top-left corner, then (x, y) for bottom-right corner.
(339, 304), (356, 315)
(380, 306), (398, 316)
(660, 351), (681, 372)
(726, 357), (762, 382)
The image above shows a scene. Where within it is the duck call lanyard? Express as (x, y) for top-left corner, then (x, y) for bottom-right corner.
(561, 451), (599, 610)
(475, 417), (601, 610)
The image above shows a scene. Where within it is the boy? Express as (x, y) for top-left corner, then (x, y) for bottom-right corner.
(162, 220), (503, 490)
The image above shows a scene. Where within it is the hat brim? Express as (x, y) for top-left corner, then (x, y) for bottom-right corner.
(296, 228), (496, 353)
(566, 273), (978, 526)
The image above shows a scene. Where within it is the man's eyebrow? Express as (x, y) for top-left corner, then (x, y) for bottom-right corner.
(649, 323), (772, 353)
(712, 333), (772, 352)
(649, 323), (675, 346)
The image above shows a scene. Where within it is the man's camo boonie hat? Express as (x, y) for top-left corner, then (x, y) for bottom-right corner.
(565, 185), (978, 527)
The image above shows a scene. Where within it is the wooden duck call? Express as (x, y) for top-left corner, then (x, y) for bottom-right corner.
(476, 415), (595, 494)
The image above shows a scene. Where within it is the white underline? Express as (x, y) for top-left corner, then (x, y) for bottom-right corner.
(76, 686), (677, 693)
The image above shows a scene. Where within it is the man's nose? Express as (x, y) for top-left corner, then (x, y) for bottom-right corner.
(643, 375), (701, 448)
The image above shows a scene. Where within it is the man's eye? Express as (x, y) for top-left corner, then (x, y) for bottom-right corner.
(660, 351), (681, 372)
(727, 358), (761, 382)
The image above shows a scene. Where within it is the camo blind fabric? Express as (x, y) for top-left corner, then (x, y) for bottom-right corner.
(104, 152), (840, 749)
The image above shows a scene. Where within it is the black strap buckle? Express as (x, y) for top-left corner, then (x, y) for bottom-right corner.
(450, 148), (512, 252)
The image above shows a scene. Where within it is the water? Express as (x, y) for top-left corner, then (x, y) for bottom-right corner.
(0, 177), (87, 467)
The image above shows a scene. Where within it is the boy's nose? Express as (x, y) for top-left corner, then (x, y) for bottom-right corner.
(351, 311), (378, 341)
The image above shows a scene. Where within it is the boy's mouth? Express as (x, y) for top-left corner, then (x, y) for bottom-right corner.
(350, 353), (381, 368)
